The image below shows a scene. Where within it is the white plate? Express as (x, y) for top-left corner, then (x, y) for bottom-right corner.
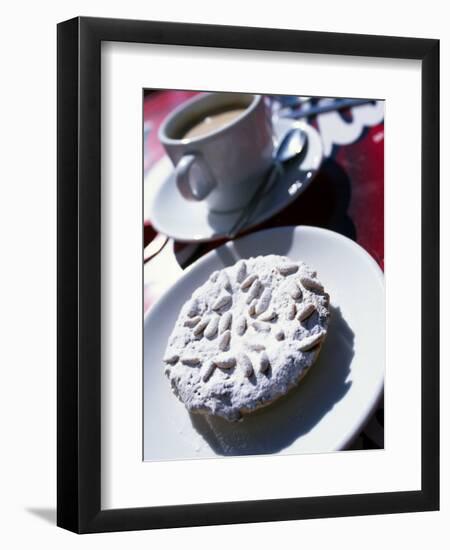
(144, 226), (384, 460)
(145, 120), (323, 242)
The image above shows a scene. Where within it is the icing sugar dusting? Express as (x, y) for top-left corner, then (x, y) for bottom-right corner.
(164, 254), (330, 421)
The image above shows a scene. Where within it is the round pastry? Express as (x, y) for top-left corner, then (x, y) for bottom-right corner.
(163, 254), (330, 421)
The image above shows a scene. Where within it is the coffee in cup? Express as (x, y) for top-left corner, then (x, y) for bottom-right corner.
(158, 93), (274, 213)
(182, 108), (247, 141)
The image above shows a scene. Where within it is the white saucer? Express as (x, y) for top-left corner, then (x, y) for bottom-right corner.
(145, 120), (323, 242)
(144, 226), (384, 460)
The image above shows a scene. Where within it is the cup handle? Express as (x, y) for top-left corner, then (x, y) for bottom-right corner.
(175, 153), (216, 201)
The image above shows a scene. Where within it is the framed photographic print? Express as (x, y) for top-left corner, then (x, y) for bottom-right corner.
(57, 16), (439, 533)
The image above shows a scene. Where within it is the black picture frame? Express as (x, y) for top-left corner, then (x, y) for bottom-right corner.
(57, 16), (439, 533)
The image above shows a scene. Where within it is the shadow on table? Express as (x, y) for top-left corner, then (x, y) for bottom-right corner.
(189, 304), (354, 456)
(266, 157), (357, 241)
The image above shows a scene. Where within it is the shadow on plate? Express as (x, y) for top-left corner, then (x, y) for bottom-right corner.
(189, 304), (354, 456)
(204, 151), (314, 237)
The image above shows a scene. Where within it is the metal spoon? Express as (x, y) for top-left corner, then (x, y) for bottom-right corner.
(280, 98), (374, 119)
(277, 126), (307, 163)
(226, 127), (307, 239)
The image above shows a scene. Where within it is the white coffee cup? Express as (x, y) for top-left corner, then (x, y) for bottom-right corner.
(158, 93), (274, 213)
